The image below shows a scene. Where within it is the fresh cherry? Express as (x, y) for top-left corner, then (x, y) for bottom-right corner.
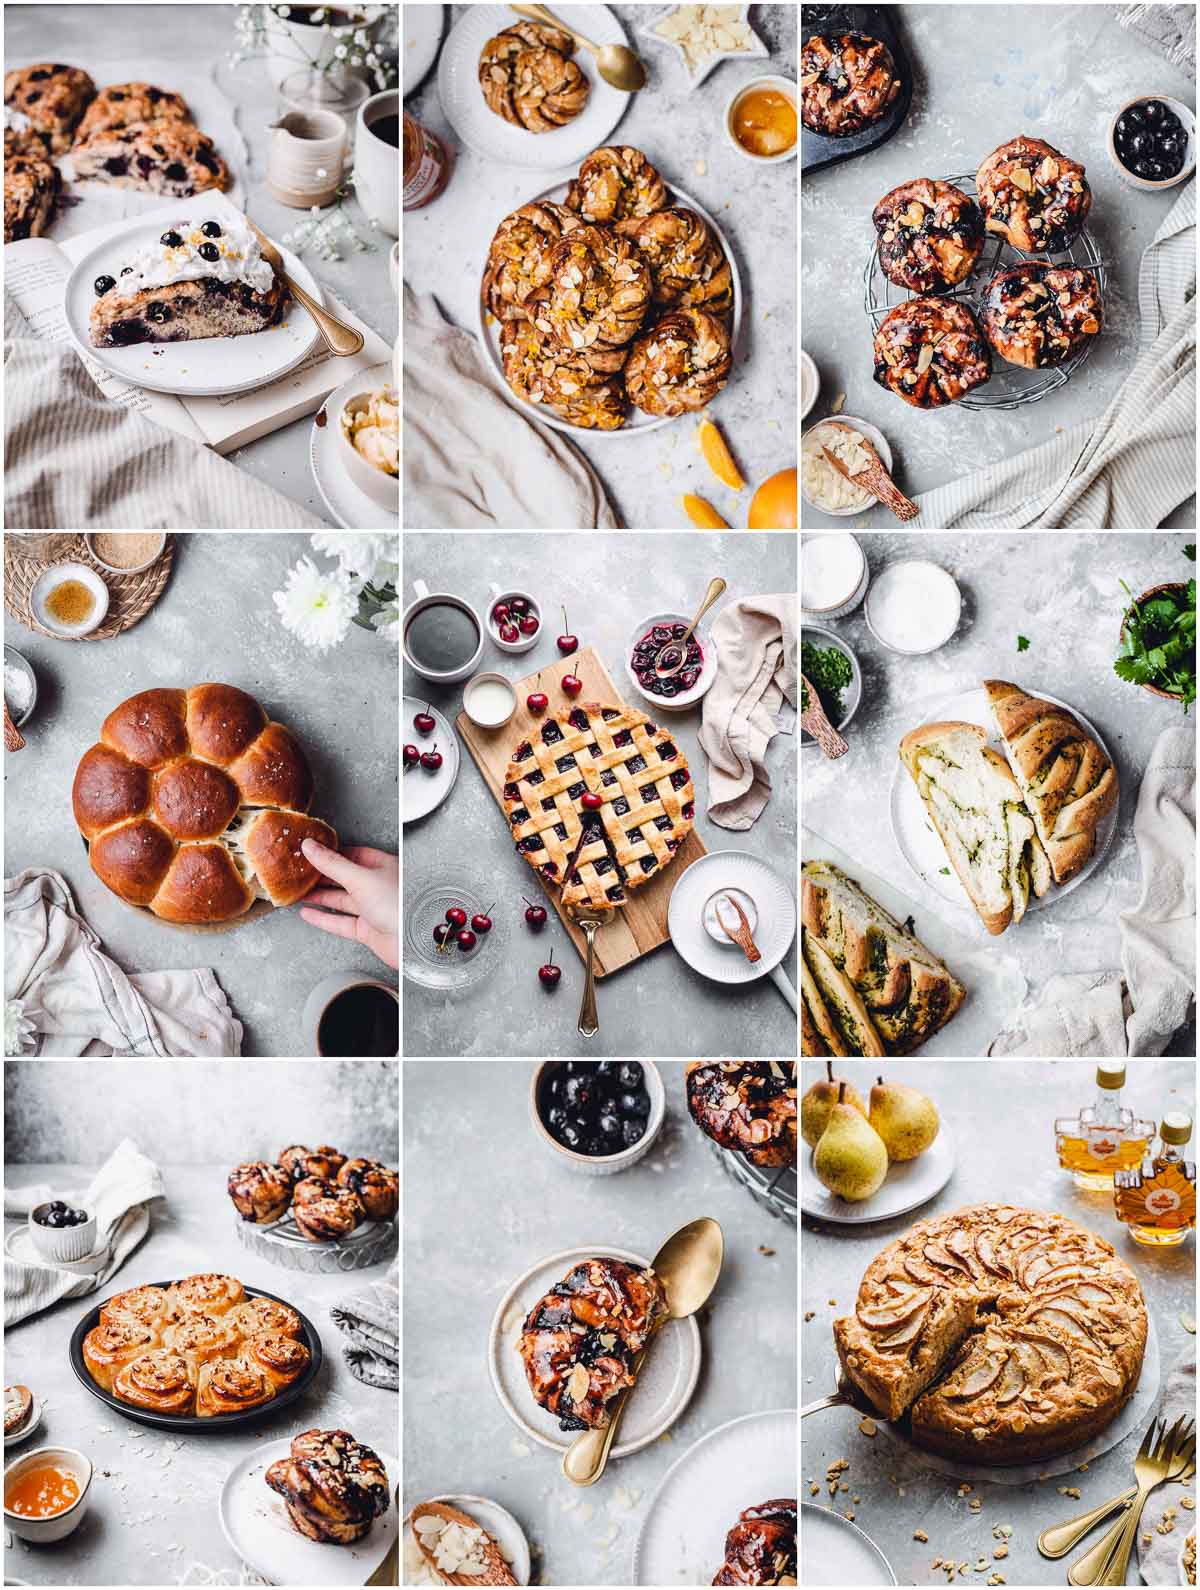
(581, 791), (603, 810)
(421, 745), (443, 772)
(519, 613), (539, 636)
(556, 607), (579, 656)
(561, 673), (583, 697)
(509, 597), (529, 615)
(499, 622), (520, 643)
(492, 602), (510, 624)
(414, 706), (436, 736)
(433, 923), (452, 947)
(403, 743), (420, 768)
(524, 898), (548, 931)
(538, 950), (562, 989)
(471, 904), (494, 934)
(527, 684), (549, 715)
(456, 929), (477, 952)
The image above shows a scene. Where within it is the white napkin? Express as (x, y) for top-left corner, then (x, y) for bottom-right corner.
(699, 595), (797, 828)
(330, 1257), (398, 1390)
(989, 724), (1195, 1055)
(5, 868), (243, 1056)
(402, 284), (619, 528)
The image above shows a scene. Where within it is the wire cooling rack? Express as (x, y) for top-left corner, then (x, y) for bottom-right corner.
(863, 171), (1107, 411)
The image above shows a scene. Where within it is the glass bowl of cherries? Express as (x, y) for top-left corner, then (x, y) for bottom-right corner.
(531, 1061), (663, 1174)
(1110, 96), (1194, 189)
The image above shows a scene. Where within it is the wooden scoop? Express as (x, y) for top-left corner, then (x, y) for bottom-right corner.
(821, 420), (918, 522)
(409, 1501), (517, 1586)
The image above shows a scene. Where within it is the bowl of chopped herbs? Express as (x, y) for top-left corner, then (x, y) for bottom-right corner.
(1116, 565), (1196, 710)
(801, 627), (860, 745)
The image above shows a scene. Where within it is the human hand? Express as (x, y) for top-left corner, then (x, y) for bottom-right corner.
(297, 842), (398, 971)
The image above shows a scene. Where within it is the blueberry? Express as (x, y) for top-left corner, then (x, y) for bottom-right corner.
(103, 156), (128, 176)
(1115, 115), (1131, 140)
(1135, 159), (1156, 178)
(598, 1112), (621, 1139)
(120, 265), (133, 275)
(201, 220), (223, 237)
(1142, 100), (1163, 124)
(1127, 131), (1148, 157)
(146, 302), (172, 323)
(548, 1105), (567, 1131)
(622, 1119), (645, 1148)
(620, 1089), (650, 1117)
(94, 273), (116, 296)
(560, 1122), (581, 1149)
(618, 1062), (643, 1089)
(160, 229), (183, 247)
(165, 162), (187, 181)
(1127, 106), (1146, 127)
(1158, 109), (1180, 133)
(198, 242), (220, 262)
(1157, 134), (1181, 159)
(1146, 160), (1165, 180)
(562, 1075), (587, 1110)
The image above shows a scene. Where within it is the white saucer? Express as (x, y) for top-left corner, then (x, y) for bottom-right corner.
(4, 1222), (109, 1274)
(310, 360), (398, 528)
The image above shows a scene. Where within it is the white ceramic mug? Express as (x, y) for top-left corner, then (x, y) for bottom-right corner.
(355, 89), (399, 238)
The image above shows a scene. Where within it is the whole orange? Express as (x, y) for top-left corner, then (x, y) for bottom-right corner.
(747, 468), (797, 529)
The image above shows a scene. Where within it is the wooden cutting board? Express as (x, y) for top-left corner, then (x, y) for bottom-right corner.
(457, 646), (705, 976)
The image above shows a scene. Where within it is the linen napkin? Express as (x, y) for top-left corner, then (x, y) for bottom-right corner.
(699, 595), (797, 828)
(330, 1257), (398, 1390)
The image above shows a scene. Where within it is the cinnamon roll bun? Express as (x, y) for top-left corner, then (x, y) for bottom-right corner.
(293, 1190), (364, 1242)
(226, 1296), (302, 1341)
(100, 1285), (176, 1335)
(292, 1175), (344, 1208)
(873, 297), (991, 408)
(712, 1498), (797, 1585)
(280, 1144), (346, 1183)
(615, 208), (732, 317)
(872, 179), (984, 293)
(336, 1159), (399, 1221)
(976, 136), (1092, 254)
(83, 1319), (161, 1393)
(167, 1273), (245, 1318)
(479, 20), (589, 135)
(801, 33), (901, 137)
(266, 1429), (390, 1545)
(625, 308), (732, 417)
(162, 1311), (241, 1375)
(564, 146), (667, 225)
(227, 1161), (292, 1225)
(112, 1349), (196, 1415)
(500, 316), (628, 430)
(241, 1330), (311, 1392)
(482, 201), (582, 324)
(535, 224), (652, 359)
(195, 1355), (276, 1417)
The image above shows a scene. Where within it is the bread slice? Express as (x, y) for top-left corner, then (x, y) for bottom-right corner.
(802, 861), (966, 1053)
(802, 952), (843, 1056)
(898, 722), (1051, 935)
(803, 934), (886, 1056)
(984, 680), (1118, 884)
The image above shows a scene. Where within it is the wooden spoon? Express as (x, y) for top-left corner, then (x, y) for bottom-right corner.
(820, 420), (918, 522)
(800, 672), (848, 760)
(409, 1500), (517, 1586)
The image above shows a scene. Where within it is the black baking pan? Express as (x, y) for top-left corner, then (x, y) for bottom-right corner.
(69, 1280), (324, 1430)
(801, 4), (914, 174)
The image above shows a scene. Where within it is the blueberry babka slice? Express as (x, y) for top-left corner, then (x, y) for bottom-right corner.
(72, 117), (227, 196)
(712, 1498), (797, 1585)
(518, 1256), (669, 1430)
(89, 219), (289, 348)
(686, 1062), (797, 1169)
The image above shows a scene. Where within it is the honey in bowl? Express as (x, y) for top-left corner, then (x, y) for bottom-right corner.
(6, 1463), (81, 1518)
(732, 87), (797, 157)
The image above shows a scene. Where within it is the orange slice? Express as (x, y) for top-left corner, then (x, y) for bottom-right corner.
(697, 418), (744, 492)
(682, 493), (730, 530)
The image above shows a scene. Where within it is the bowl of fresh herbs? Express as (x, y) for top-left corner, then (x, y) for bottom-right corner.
(801, 627), (860, 746)
(1116, 566), (1195, 710)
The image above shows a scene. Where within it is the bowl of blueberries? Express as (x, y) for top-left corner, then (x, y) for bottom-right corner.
(531, 1061), (663, 1174)
(29, 1198), (96, 1263)
(1109, 95), (1194, 190)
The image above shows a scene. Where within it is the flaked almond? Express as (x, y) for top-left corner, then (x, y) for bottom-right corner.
(1081, 317), (1099, 334)
(1058, 290), (1071, 305)
(902, 201), (925, 226)
(1010, 166), (1034, 193)
(1039, 157), (1059, 183)
(567, 1363), (590, 1404)
(1027, 281), (1048, 297)
(800, 71), (820, 87)
(915, 343), (934, 374)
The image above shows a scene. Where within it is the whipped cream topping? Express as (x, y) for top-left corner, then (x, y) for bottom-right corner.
(111, 219), (275, 296)
(5, 105), (33, 134)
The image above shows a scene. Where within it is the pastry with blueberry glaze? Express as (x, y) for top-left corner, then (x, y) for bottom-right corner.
(873, 178), (984, 293)
(981, 263), (1103, 369)
(801, 33), (900, 137)
(72, 117), (227, 197)
(976, 136), (1091, 254)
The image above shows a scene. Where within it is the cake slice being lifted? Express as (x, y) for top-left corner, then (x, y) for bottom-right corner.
(89, 216), (289, 348)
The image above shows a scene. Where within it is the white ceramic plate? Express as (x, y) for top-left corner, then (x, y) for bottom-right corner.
(891, 684), (1118, 926)
(800, 1127), (956, 1225)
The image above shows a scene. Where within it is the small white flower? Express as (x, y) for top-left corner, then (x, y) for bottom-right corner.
(272, 557), (358, 655)
(334, 42), (348, 58)
(353, 28), (368, 45)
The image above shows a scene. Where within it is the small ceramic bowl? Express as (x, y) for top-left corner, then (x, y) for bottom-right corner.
(84, 533), (165, 574)
(29, 1202), (96, 1264)
(528, 1063), (664, 1176)
(1107, 94), (1195, 191)
(30, 563), (108, 638)
(3, 645), (37, 729)
(486, 586), (542, 654)
(4, 1446), (93, 1543)
(625, 611), (717, 712)
(334, 388), (398, 510)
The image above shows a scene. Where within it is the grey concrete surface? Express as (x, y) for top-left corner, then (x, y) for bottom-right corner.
(801, 4), (1197, 528)
(802, 529), (1197, 1054)
(3, 1059), (398, 1589)
(6, 6), (399, 529)
(403, 1059), (797, 1586)
(404, 4), (797, 530)
(800, 1058), (1196, 1588)
(402, 532), (798, 1059)
(3, 533), (399, 1056)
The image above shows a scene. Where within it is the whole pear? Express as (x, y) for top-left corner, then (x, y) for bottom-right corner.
(869, 1075), (939, 1162)
(813, 1083), (889, 1201)
(801, 1060), (867, 1148)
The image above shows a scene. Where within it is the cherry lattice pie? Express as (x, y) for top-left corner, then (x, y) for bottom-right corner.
(89, 219), (288, 348)
(833, 1203), (1146, 1462)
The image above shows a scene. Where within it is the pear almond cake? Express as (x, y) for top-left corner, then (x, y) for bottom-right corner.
(833, 1204), (1146, 1463)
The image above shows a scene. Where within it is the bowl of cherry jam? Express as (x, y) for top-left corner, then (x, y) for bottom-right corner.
(626, 612), (717, 712)
(531, 1062), (664, 1174)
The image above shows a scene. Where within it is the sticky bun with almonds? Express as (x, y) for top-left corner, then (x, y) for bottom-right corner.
(500, 316), (627, 431)
(873, 178), (984, 293)
(336, 1158), (398, 1221)
(162, 1311), (241, 1374)
(227, 1161), (292, 1224)
(615, 207), (732, 317)
(240, 1329), (312, 1392)
(226, 1296), (302, 1341)
(800, 33), (900, 137)
(686, 1062), (797, 1169)
(873, 297), (991, 409)
(167, 1272), (245, 1318)
(518, 1256), (669, 1431)
(279, 1144), (346, 1183)
(266, 1429), (390, 1545)
(981, 263), (1103, 368)
(712, 1498), (798, 1585)
(625, 307), (731, 417)
(482, 200), (581, 324)
(112, 1349), (196, 1415)
(976, 136), (1092, 253)
(83, 1319), (162, 1392)
(195, 1355), (275, 1417)
(565, 145), (667, 224)
(293, 1187), (365, 1242)
(100, 1284), (177, 1335)
(478, 20), (589, 135)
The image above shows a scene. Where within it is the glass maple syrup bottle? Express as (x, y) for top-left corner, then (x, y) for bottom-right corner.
(1054, 1064), (1154, 1189)
(1114, 1114), (1196, 1247)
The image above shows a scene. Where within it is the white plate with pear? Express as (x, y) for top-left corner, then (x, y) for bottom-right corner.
(800, 1064), (955, 1224)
